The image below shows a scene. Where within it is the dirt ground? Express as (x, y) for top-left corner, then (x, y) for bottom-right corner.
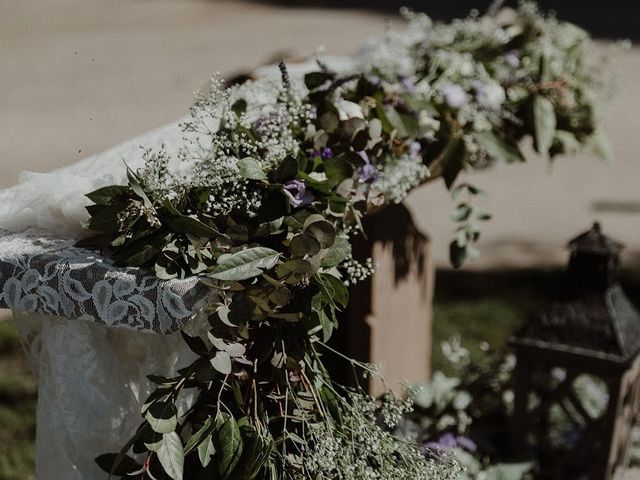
(1, 0), (638, 268)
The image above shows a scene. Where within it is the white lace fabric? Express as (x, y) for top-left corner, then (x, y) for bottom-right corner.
(0, 229), (212, 333)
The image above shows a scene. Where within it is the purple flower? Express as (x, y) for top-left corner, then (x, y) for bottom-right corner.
(505, 50), (521, 68)
(367, 75), (382, 86)
(422, 433), (476, 454)
(409, 141), (422, 158)
(355, 151), (377, 182)
(253, 111), (286, 135)
(400, 75), (416, 92)
(321, 147), (333, 159)
(455, 435), (477, 453)
(357, 163), (377, 182)
(356, 150), (370, 163)
(283, 180), (314, 208)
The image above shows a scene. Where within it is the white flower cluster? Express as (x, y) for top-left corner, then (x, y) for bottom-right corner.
(341, 255), (375, 286)
(371, 154), (430, 204)
(137, 74), (314, 217)
(300, 393), (462, 480)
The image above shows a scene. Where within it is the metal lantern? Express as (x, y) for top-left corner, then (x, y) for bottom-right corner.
(511, 223), (640, 479)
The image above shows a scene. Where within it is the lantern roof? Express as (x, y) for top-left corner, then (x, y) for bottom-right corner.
(512, 224), (640, 364)
(514, 286), (640, 362)
(568, 222), (624, 257)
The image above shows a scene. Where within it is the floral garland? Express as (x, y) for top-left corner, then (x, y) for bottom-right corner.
(82, 4), (607, 479)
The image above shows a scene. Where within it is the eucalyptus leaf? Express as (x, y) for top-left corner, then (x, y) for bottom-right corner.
(145, 402), (178, 434)
(451, 203), (472, 222)
(304, 219), (336, 248)
(449, 240), (468, 269)
(289, 233), (321, 258)
(211, 351), (232, 375)
(209, 247), (280, 281)
(197, 435), (216, 468)
(215, 414), (244, 479)
(476, 130), (524, 163)
(321, 236), (351, 268)
(157, 432), (184, 480)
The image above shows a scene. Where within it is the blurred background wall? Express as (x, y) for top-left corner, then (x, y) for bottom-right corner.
(265, 0), (640, 40)
(1, 0), (638, 268)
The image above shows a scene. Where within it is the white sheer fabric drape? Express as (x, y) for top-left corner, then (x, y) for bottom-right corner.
(14, 311), (197, 480)
(0, 121), (184, 238)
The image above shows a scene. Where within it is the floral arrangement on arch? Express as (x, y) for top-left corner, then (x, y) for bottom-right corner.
(81, 4), (611, 479)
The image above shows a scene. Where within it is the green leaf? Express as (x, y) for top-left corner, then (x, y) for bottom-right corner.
(440, 136), (466, 189)
(142, 429), (164, 452)
(157, 432), (184, 480)
(321, 236), (351, 267)
(276, 259), (313, 276)
(254, 217), (284, 238)
(208, 247), (280, 281)
(323, 156), (354, 186)
(317, 273), (349, 308)
(211, 351), (232, 375)
(304, 71), (333, 90)
(145, 402), (178, 434)
(86, 185), (130, 205)
(451, 203), (472, 222)
(532, 95), (556, 155)
(86, 205), (121, 233)
(289, 233), (321, 258)
(181, 331), (209, 356)
(318, 309), (335, 342)
(231, 99), (247, 116)
(269, 287), (292, 306)
(167, 216), (220, 238)
(384, 107), (409, 137)
(197, 435), (216, 468)
(238, 157), (267, 181)
(482, 462), (532, 480)
(273, 155), (298, 183)
(184, 417), (215, 456)
(589, 129), (614, 162)
(95, 453), (142, 476)
(304, 219), (336, 248)
(114, 234), (168, 267)
(127, 166), (153, 208)
(235, 426), (274, 480)
(215, 414), (244, 479)
(476, 130), (524, 163)
(449, 240), (467, 269)
(553, 130), (581, 154)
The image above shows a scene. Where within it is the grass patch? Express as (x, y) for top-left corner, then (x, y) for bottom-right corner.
(0, 315), (36, 480)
